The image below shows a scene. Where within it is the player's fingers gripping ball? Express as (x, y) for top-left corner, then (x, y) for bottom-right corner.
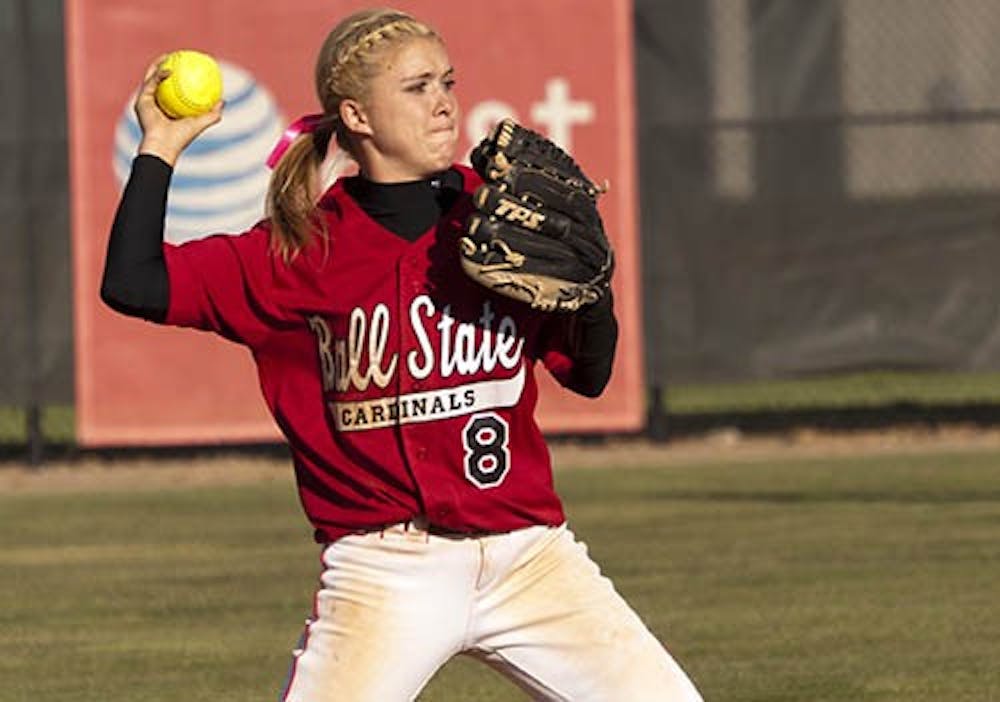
(154, 50), (223, 119)
(460, 119), (615, 313)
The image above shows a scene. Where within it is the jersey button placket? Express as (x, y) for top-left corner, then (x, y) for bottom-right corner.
(398, 255), (436, 501)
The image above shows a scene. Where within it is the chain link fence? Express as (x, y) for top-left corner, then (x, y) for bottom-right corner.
(638, 0), (1000, 387)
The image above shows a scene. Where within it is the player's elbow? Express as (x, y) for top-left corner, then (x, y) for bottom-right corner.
(101, 280), (142, 319)
(575, 384), (606, 399)
(565, 369), (612, 398)
(100, 275), (128, 311)
(100, 269), (168, 322)
(100, 273), (141, 314)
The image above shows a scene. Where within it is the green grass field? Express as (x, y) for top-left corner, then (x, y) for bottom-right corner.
(3, 448), (1000, 701)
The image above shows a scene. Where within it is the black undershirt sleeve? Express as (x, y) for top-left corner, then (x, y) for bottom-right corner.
(561, 293), (619, 398)
(100, 154), (172, 322)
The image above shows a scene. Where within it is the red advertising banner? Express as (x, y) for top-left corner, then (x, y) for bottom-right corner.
(67, 0), (642, 446)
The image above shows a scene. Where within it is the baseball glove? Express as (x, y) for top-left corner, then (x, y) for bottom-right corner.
(459, 119), (614, 313)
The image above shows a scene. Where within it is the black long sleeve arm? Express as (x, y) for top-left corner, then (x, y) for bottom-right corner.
(561, 293), (619, 398)
(100, 154), (172, 322)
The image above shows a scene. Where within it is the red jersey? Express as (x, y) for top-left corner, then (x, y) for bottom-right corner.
(163, 165), (580, 542)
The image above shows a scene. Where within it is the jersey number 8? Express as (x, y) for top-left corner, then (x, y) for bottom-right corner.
(462, 412), (510, 489)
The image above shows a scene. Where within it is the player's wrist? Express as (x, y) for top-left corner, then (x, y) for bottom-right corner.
(137, 138), (180, 167)
(576, 291), (613, 320)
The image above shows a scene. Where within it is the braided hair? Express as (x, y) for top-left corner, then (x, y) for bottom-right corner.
(267, 8), (441, 257)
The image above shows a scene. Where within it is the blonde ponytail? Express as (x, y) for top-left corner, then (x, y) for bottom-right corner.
(265, 128), (332, 259)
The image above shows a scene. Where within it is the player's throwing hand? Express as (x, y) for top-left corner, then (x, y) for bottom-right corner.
(133, 55), (223, 166)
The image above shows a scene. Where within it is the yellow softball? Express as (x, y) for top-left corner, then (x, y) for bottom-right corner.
(155, 50), (223, 119)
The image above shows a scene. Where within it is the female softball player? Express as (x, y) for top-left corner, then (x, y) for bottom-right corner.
(101, 7), (702, 701)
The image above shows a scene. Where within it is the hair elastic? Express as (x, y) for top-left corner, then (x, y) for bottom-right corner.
(266, 113), (327, 169)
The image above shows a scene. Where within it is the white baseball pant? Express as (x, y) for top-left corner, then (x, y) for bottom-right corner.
(280, 521), (703, 701)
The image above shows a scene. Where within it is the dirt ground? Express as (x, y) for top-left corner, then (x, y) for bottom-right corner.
(5, 424), (1000, 495)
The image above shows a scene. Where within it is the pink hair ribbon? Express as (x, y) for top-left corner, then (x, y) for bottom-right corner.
(266, 113), (327, 169)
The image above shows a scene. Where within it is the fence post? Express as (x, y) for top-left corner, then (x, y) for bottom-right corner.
(646, 384), (670, 442)
(17, 0), (44, 466)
